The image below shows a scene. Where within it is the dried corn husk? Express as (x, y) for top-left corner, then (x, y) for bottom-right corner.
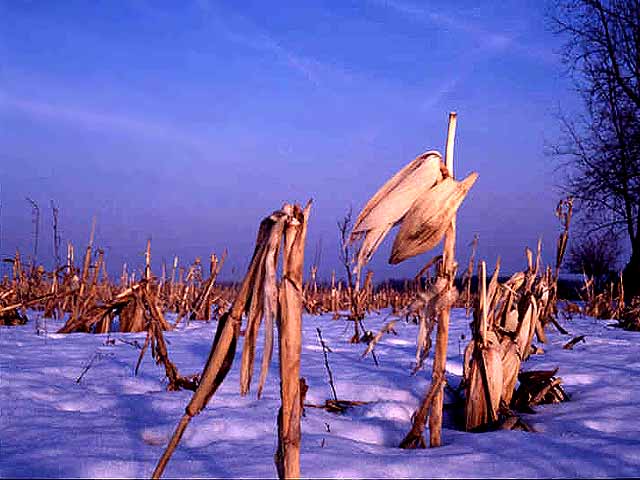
(503, 308), (519, 333)
(486, 259), (501, 316)
(389, 172), (478, 264)
(463, 339), (475, 382)
(257, 216), (282, 398)
(119, 292), (145, 332)
(239, 211), (287, 396)
(504, 271), (526, 292)
(350, 152), (444, 273)
(353, 224), (393, 275)
(351, 151), (443, 236)
(465, 260), (504, 431)
(465, 331), (503, 430)
(516, 297), (538, 360)
(515, 298), (533, 353)
(482, 332), (504, 413)
(500, 339), (520, 405)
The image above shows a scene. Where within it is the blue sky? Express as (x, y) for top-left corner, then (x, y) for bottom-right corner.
(0, 0), (578, 281)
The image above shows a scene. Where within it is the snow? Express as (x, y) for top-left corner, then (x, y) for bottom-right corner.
(1, 309), (640, 478)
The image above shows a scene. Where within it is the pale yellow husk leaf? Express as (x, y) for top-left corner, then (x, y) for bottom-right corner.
(351, 151), (443, 237)
(389, 172), (478, 264)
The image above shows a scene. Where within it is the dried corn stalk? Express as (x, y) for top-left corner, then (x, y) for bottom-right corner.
(152, 201), (311, 480)
(275, 202), (311, 480)
(350, 113), (474, 448)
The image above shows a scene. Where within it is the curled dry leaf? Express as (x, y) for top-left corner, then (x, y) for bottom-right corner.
(389, 172), (478, 265)
(353, 224), (393, 276)
(504, 271), (526, 292)
(362, 319), (398, 359)
(239, 211), (287, 396)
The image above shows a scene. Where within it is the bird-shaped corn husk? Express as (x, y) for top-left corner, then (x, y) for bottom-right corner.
(351, 151), (444, 235)
(390, 172), (478, 264)
(350, 151), (444, 272)
(353, 224), (393, 276)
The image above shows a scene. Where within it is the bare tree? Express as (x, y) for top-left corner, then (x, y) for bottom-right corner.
(566, 230), (621, 286)
(551, 0), (640, 297)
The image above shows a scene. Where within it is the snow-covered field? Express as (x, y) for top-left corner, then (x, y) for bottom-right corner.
(1, 309), (639, 478)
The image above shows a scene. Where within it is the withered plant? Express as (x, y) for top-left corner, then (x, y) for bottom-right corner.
(152, 201), (311, 480)
(352, 112), (478, 448)
(461, 247), (570, 433)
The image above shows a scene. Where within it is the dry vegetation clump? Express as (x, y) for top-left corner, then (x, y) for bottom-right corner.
(0, 223), (231, 391)
(300, 271), (417, 319)
(461, 253), (569, 433)
(353, 113), (478, 448)
(618, 297), (640, 331)
(574, 269), (640, 331)
(511, 369), (569, 413)
(1, 249), (69, 325)
(0, 227), (228, 333)
(452, 198), (575, 432)
(579, 275), (622, 320)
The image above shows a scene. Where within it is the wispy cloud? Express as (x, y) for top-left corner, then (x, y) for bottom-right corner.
(129, 0), (341, 88)
(367, 0), (558, 111)
(371, 0), (511, 51)
(193, 0), (355, 88)
(370, 0), (556, 64)
(2, 95), (212, 152)
(220, 26), (324, 87)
